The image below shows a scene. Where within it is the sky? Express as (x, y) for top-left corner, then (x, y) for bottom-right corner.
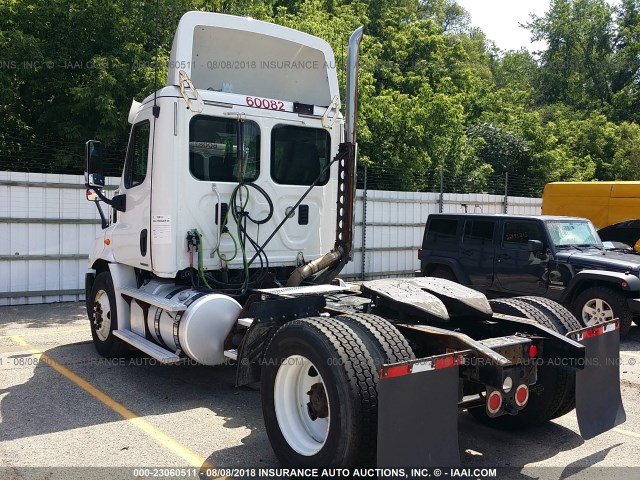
(456, 0), (621, 53)
(456, 0), (549, 52)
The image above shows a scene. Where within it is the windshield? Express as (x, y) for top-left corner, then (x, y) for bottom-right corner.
(545, 220), (603, 248)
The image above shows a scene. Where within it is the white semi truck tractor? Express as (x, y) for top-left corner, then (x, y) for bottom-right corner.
(84, 11), (626, 471)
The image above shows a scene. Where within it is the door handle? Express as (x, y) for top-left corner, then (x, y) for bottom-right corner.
(496, 253), (510, 261)
(461, 249), (474, 256)
(140, 229), (148, 257)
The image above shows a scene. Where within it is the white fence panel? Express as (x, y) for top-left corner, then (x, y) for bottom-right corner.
(341, 190), (542, 280)
(1, 172), (542, 303)
(0, 171), (118, 306)
(508, 196), (543, 215)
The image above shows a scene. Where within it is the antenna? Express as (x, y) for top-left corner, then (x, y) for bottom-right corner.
(152, 0), (160, 118)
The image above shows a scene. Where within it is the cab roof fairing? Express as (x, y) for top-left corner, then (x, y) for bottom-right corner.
(167, 12), (340, 108)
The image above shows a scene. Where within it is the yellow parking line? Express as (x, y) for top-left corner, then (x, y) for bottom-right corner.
(10, 335), (219, 474)
(0, 328), (88, 339)
(613, 427), (640, 439)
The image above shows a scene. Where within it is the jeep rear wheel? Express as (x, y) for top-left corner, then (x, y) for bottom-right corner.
(572, 286), (632, 337)
(429, 266), (457, 282)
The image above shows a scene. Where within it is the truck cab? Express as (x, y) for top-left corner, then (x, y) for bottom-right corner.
(87, 12), (344, 282)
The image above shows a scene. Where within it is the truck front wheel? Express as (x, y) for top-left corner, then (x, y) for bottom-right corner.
(261, 318), (378, 467)
(572, 286), (632, 337)
(89, 271), (128, 357)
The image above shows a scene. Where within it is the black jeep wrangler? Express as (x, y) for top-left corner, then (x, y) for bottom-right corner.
(419, 214), (640, 337)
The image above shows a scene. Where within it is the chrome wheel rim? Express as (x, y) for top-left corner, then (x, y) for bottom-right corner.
(92, 289), (112, 341)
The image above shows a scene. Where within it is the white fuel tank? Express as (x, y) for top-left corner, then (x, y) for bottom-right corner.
(140, 282), (241, 365)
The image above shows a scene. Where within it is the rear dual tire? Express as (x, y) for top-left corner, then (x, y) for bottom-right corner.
(468, 297), (580, 429)
(261, 315), (413, 467)
(517, 297), (581, 419)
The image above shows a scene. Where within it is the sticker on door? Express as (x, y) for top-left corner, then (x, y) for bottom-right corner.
(152, 215), (172, 245)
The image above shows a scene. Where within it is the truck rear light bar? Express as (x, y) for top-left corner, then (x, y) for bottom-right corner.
(568, 319), (619, 342)
(380, 351), (469, 379)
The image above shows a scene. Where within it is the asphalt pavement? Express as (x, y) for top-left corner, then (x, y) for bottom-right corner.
(0, 301), (639, 480)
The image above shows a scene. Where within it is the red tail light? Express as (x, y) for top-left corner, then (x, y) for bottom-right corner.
(515, 384), (529, 407)
(487, 391), (502, 414)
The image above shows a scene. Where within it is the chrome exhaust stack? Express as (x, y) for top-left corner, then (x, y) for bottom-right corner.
(287, 26), (364, 287)
(345, 26), (364, 144)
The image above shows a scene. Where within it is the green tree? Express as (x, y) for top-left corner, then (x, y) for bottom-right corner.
(418, 0), (470, 34)
(611, 122), (640, 179)
(2, 0), (639, 191)
(612, 0), (640, 121)
(529, 0), (615, 110)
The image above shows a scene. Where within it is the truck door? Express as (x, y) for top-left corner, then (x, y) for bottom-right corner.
(494, 219), (548, 294)
(460, 219), (496, 286)
(109, 111), (153, 269)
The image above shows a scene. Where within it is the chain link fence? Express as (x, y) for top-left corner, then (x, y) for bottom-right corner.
(2, 136), (545, 198)
(0, 135), (126, 177)
(356, 162), (544, 199)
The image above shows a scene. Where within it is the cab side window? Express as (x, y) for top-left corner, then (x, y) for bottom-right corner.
(502, 221), (543, 249)
(426, 218), (459, 245)
(124, 121), (150, 189)
(463, 220), (495, 247)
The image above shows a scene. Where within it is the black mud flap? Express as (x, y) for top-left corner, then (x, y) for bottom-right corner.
(377, 352), (468, 470)
(569, 320), (626, 439)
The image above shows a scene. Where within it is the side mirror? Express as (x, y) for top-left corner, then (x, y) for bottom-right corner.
(83, 139), (126, 215)
(528, 239), (544, 252)
(85, 140), (105, 188)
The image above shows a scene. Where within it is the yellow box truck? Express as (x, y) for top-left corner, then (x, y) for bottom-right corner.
(542, 181), (640, 247)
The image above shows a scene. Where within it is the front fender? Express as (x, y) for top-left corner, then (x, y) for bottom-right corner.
(560, 269), (640, 303)
(88, 225), (116, 268)
(236, 295), (325, 386)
